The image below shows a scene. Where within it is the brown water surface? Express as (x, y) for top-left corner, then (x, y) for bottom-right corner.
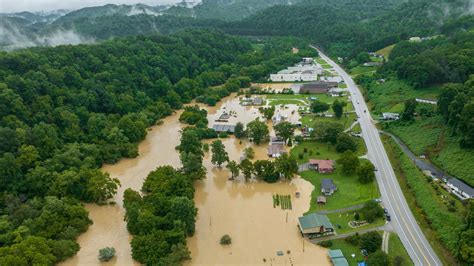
(62, 94), (329, 266)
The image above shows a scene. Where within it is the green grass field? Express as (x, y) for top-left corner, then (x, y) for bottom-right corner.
(350, 66), (376, 76)
(329, 238), (365, 266)
(299, 169), (379, 212)
(376, 44), (396, 59)
(386, 116), (474, 186)
(328, 211), (385, 234)
(388, 233), (413, 265)
(266, 94), (310, 106)
(382, 136), (464, 266)
(301, 112), (359, 133)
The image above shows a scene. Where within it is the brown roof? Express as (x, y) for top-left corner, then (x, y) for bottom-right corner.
(267, 143), (286, 155)
(309, 159), (334, 170)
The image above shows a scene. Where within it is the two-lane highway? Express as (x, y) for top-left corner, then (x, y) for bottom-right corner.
(312, 46), (441, 265)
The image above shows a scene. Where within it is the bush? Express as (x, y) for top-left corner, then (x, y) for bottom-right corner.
(366, 250), (390, 265)
(360, 232), (382, 253)
(98, 247), (116, 262)
(318, 240), (333, 247)
(298, 153), (304, 160)
(220, 234), (232, 245)
(219, 132), (229, 138)
(345, 233), (360, 246)
(354, 212), (360, 221)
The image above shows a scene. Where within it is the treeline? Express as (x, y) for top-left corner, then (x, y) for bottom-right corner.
(0, 29), (309, 263)
(221, 0), (473, 58)
(383, 31), (474, 88)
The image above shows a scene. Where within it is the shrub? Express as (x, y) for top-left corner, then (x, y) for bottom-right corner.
(298, 153), (304, 160)
(345, 233), (360, 246)
(220, 234), (232, 245)
(318, 240), (333, 247)
(354, 212), (360, 221)
(98, 247), (116, 262)
(360, 232), (382, 253)
(219, 132), (229, 138)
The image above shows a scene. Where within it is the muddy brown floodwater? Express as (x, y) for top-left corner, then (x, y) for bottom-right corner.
(62, 93), (329, 266)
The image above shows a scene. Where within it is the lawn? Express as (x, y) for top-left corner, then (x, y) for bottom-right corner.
(301, 112), (359, 135)
(385, 116), (474, 186)
(316, 57), (332, 69)
(329, 238), (366, 266)
(266, 94), (310, 106)
(328, 211), (386, 234)
(388, 233), (413, 265)
(299, 169), (379, 212)
(376, 44), (396, 59)
(350, 66), (376, 76)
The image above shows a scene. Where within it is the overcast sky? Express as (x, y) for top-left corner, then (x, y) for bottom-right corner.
(0, 0), (184, 13)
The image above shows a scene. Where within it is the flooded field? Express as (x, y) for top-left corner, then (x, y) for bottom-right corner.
(63, 93), (329, 266)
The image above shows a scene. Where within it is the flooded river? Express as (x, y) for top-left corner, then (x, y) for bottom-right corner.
(62, 93), (329, 265)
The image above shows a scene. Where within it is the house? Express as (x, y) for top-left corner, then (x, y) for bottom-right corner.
(362, 62), (383, 67)
(328, 250), (349, 266)
(382, 113), (400, 120)
(270, 136), (285, 145)
(321, 178), (337, 196)
(267, 143), (286, 158)
(292, 47), (299, 54)
(216, 113), (231, 122)
(447, 178), (474, 200)
(416, 98), (437, 105)
(409, 36), (422, 42)
(321, 76), (343, 83)
(302, 57), (314, 64)
(298, 213), (334, 238)
(328, 88), (347, 97)
(212, 124), (236, 133)
(253, 97), (264, 106)
(272, 113), (287, 125)
(309, 159), (335, 173)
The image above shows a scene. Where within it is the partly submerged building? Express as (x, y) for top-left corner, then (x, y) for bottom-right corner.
(298, 213), (334, 238)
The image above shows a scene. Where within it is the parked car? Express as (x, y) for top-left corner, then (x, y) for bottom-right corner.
(386, 214), (391, 222)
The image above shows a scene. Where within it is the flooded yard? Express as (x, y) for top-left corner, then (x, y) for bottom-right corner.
(62, 93), (329, 266)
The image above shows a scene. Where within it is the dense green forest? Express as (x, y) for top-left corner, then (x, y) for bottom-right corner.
(0, 29), (314, 264)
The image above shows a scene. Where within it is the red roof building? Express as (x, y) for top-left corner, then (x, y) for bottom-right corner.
(309, 159), (335, 173)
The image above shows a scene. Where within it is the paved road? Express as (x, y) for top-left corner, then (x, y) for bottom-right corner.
(312, 46), (441, 266)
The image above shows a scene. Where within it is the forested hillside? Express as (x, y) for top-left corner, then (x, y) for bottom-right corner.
(0, 29), (312, 264)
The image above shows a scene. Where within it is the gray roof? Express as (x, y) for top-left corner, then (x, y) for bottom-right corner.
(212, 124), (236, 133)
(448, 178), (474, 196)
(321, 179), (336, 191)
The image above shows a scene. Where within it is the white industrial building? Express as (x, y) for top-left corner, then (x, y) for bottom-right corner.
(269, 59), (323, 82)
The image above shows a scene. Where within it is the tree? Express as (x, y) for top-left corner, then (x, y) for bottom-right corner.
(360, 201), (384, 223)
(401, 98), (418, 121)
(332, 99), (346, 119)
(169, 197), (197, 236)
(246, 119), (269, 145)
(211, 140), (229, 167)
(313, 122), (344, 144)
(275, 153), (298, 179)
(86, 170), (121, 203)
(180, 152), (206, 180)
(360, 231), (383, 253)
(259, 106), (275, 120)
(367, 250), (390, 265)
(335, 133), (357, 153)
(336, 151), (360, 174)
(220, 234), (232, 245)
(98, 247), (116, 262)
(274, 121), (295, 144)
(226, 161), (240, 179)
(234, 122), (245, 138)
(243, 147), (255, 159)
(311, 100), (330, 114)
(239, 159), (254, 180)
(253, 160), (279, 183)
(357, 161), (376, 184)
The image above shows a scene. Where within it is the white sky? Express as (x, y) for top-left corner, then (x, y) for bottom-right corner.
(0, 0), (183, 13)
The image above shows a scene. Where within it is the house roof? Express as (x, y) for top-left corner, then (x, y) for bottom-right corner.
(321, 178), (337, 191)
(448, 178), (474, 196)
(267, 143), (286, 155)
(298, 213), (333, 230)
(332, 257), (349, 266)
(218, 113), (231, 120)
(309, 159), (334, 169)
(212, 124), (236, 133)
(328, 249), (344, 259)
(317, 196), (327, 203)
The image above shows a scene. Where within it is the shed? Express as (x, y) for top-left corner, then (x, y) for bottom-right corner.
(317, 196), (327, 204)
(328, 249), (349, 266)
(267, 143), (286, 158)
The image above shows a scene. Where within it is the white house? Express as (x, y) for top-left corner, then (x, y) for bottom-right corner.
(416, 98), (437, 105)
(447, 178), (474, 200)
(382, 113), (400, 120)
(321, 76), (343, 83)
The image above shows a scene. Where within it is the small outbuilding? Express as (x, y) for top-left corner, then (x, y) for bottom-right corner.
(317, 196), (327, 204)
(267, 143), (286, 158)
(212, 124), (236, 133)
(328, 249), (349, 266)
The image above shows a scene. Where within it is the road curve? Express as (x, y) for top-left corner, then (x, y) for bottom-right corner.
(312, 46), (441, 266)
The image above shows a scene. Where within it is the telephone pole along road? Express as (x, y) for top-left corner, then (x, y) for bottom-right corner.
(311, 46), (441, 266)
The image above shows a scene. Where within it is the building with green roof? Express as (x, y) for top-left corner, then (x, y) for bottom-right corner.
(328, 249), (349, 266)
(297, 213), (334, 237)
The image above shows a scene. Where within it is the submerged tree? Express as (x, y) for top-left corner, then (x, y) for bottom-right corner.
(98, 247), (116, 262)
(246, 119), (269, 145)
(226, 160), (240, 179)
(211, 140), (229, 167)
